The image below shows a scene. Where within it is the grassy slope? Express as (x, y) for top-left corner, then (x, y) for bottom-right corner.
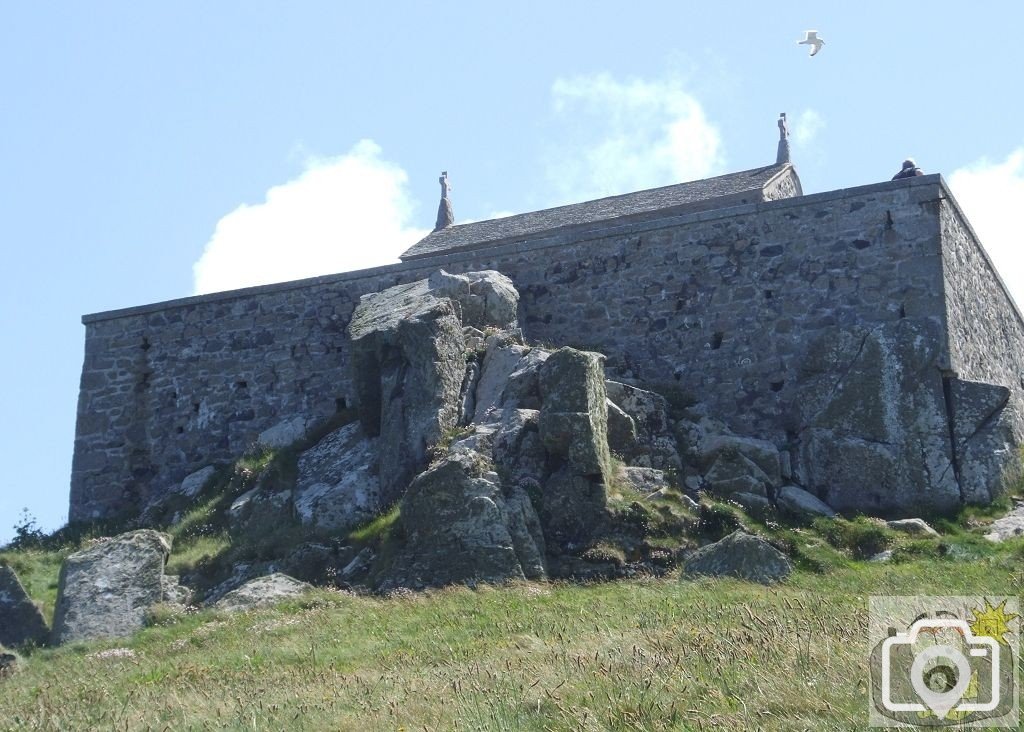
(1, 537), (1023, 730)
(2, 440), (1022, 730)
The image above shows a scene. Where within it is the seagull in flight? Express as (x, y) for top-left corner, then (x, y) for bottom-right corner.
(798, 30), (825, 57)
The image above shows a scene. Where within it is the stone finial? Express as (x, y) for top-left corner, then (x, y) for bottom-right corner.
(434, 171), (454, 231)
(776, 113), (791, 165)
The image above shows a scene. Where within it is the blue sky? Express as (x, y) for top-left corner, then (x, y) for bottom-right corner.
(2, 2), (1023, 544)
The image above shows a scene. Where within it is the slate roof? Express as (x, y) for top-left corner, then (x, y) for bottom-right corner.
(401, 163), (794, 260)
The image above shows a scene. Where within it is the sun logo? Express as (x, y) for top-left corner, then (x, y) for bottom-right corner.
(969, 598), (1019, 646)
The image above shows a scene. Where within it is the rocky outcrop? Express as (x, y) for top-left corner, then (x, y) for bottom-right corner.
(538, 348), (611, 546)
(161, 575), (193, 607)
(349, 282), (466, 506)
(213, 573), (313, 613)
(0, 566), (49, 648)
(51, 530), (171, 645)
(776, 485), (835, 518)
(227, 483), (294, 542)
(682, 530), (792, 584)
(293, 422), (380, 533)
(984, 502), (1024, 542)
(605, 382), (681, 470)
(948, 379), (1019, 505)
(793, 320), (961, 515)
(397, 454), (545, 587)
(426, 270), (519, 330)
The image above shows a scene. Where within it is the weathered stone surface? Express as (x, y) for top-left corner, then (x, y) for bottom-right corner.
(339, 548), (375, 583)
(985, 503), (1024, 542)
(492, 408), (545, 488)
(348, 280), (466, 504)
(698, 434), (781, 487)
(949, 379), (1019, 505)
(280, 543), (356, 585)
(606, 400), (638, 456)
(704, 451), (771, 497)
(227, 485), (294, 542)
(886, 518), (939, 537)
(176, 465), (217, 499)
(427, 269), (519, 330)
(776, 484), (836, 518)
(501, 349), (549, 411)
(213, 573), (313, 613)
(682, 530), (792, 584)
(473, 342), (531, 423)
(0, 565), (49, 648)
(539, 348), (611, 477)
(457, 360), (481, 426)
(161, 575), (193, 607)
(541, 468), (607, 548)
(731, 492), (773, 516)
(794, 320), (960, 516)
(51, 530), (172, 645)
(618, 466), (668, 495)
(293, 422), (380, 533)
(605, 381), (681, 470)
(398, 454), (545, 586)
(258, 415), (317, 449)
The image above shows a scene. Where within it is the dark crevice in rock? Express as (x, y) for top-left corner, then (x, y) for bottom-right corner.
(820, 331), (870, 409)
(940, 375), (964, 502)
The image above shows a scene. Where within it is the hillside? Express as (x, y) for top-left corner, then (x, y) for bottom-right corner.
(2, 492), (1023, 730)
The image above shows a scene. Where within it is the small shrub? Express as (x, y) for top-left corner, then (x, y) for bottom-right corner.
(813, 516), (894, 559)
(7, 509), (45, 550)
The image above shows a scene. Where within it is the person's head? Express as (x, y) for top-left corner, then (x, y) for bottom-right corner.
(902, 158), (916, 170)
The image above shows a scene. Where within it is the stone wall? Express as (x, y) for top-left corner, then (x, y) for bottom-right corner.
(70, 176), (978, 521)
(940, 197), (1024, 437)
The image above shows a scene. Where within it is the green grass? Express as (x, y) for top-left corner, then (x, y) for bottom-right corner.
(2, 555), (1023, 730)
(4, 445), (1022, 728)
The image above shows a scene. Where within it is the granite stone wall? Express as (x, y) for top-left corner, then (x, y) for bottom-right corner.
(70, 176), (996, 521)
(940, 197), (1024, 437)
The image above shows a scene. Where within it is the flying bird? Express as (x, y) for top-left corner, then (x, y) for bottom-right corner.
(798, 30), (825, 57)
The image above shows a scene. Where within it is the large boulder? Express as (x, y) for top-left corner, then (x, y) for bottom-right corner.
(51, 530), (171, 645)
(793, 320), (961, 515)
(704, 451), (772, 498)
(213, 573), (313, 613)
(948, 379), (1019, 505)
(426, 269), (519, 330)
(539, 348), (611, 477)
(538, 348), (611, 545)
(348, 280), (466, 505)
(226, 483), (294, 542)
(697, 434), (782, 487)
(776, 485), (836, 518)
(258, 415), (318, 449)
(0, 565), (49, 648)
(398, 454), (546, 587)
(293, 422), (380, 533)
(682, 530), (792, 584)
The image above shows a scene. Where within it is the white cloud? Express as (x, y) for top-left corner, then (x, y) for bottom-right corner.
(192, 140), (428, 295)
(791, 109), (824, 148)
(546, 73), (723, 202)
(948, 149), (1024, 306)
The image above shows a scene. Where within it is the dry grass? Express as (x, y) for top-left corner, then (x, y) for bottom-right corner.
(2, 553), (1023, 730)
